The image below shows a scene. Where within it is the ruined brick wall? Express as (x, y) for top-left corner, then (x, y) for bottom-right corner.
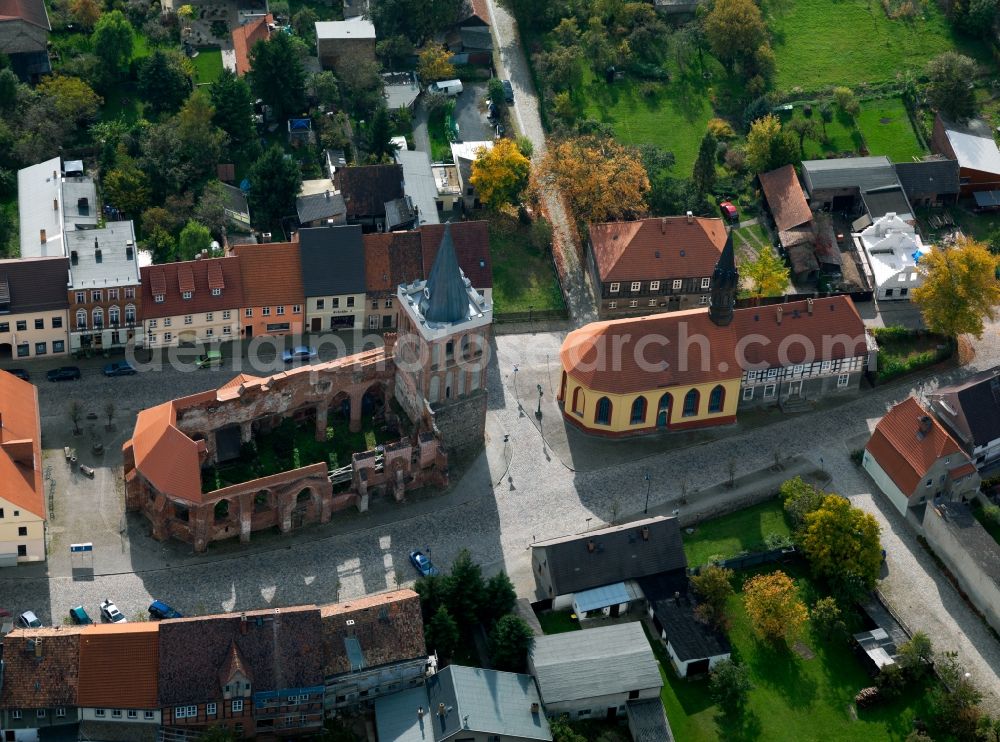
(431, 388), (488, 462)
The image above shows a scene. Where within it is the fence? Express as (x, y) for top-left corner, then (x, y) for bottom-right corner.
(493, 308), (569, 324)
(690, 545), (800, 575)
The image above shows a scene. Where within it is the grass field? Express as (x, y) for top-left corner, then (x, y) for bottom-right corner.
(488, 215), (565, 314)
(654, 567), (933, 742)
(856, 98), (926, 163)
(682, 499), (792, 567)
(778, 106), (862, 160)
(537, 610), (580, 635)
(191, 47), (224, 84)
(766, 0), (989, 92)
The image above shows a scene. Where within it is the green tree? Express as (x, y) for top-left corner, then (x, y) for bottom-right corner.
(70, 0), (102, 29)
(786, 117), (820, 155)
(247, 145), (301, 228)
(250, 31), (306, 121)
(709, 659), (753, 712)
(194, 180), (230, 240)
(103, 159), (151, 217)
(488, 77), (506, 114)
(178, 219), (212, 261)
(703, 0), (768, 70)
(480, 571), (517, 626)
(958, 0), (999, 38)
(0, 69), (18, 112)
(291, 7), (317, 44)
(91, 11), (135, 82)
(307, 70), (340, 110)
(138, 49), (193, 115)
(210, 70), (255, 153)
(338, 60), (383, 117)
(488, 614), (534, 672)
(690, 564), (734, 630)
(745, 114), (798, 174)
(742, 570), (807, 644)
(376, 35), (414, 69)
(912, 236), (1000, 338)
(779, 476), (826, 529)
(417, 43), (455, 84)
(549, 716), (587, 742)
(819, 103), (833, 138)
(809, 596), (846, 641)
(37, 75), (103, 125)
(742, 243), (790, 300)
(534, 44), (583, 93)
(931, 651), (983, 738)
(833, 86), (860, 118)
(144, 226), (176, 263)
(692, 130), (717, 196)
(414, 573), (448, 623)
(897, 631), (934, 679)
(801, 495), (882, 590)
(926, 52), (978, 122)
(424, 604), (459, 660)
(370, 0), (463, 45)
(444, 548), (486, 630)
(367, 105), (398, 163)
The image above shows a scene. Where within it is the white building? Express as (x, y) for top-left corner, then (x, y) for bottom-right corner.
(17, 157), (99, 258)
(854, 212), (930, 301)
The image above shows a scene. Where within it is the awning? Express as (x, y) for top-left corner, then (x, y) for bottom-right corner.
(573, 582), (631, 613)
(973, 190), (1000, 208)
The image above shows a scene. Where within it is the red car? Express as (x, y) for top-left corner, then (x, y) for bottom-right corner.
(719, 201), (739, 222)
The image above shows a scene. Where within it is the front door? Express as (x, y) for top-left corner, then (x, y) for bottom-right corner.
(787, 380), (802, 398)
(607, 707), (617, 720)
(610, 603), (620, 618)
(311, 317), (321, 332)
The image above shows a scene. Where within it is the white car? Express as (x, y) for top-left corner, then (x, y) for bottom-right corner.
(100, 599), (127, 623)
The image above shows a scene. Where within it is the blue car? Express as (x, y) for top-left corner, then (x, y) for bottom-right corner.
(148, 600), (183, 620)
(409, 550), (438, 577)
(282, 346), (318, 363)
(103, 361), (137, 377)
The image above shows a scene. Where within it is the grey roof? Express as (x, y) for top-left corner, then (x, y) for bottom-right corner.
(894, 159), (960, 197)
(375, 685), (435, 741)
(385, 196), (417, 230)
(383, 72), (421, 110)
(929, 368), (1000, 449)
(0, 256), (70, 313)
(297, 190), (347, 224)
(420, 224), (469, 323)
(627, 699), (675, 742)
(530, 623), (662, 704)
(861, 187), (912, 220)
(299, 225), (367, 296)
(932, 502), (1000, 589)
(532, 516), (686, 595)
(939, 117), (1000, 175)
(65, 221), (140, 290)
(801, 156), (899, 193)
(315, 17), (375, 39)
(642, 583), (732, 662)
(397, 150), (442, 227)
(220, 183), (249, 216)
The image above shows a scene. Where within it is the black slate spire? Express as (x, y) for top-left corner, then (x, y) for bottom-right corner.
(708, 231), (738, 327)
(421, 223), (469, 324)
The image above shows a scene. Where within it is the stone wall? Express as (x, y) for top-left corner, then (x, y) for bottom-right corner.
(431, 388), (488, 461)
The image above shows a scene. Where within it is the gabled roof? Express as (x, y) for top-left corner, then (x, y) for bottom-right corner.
(127, 400), (205, 503)
(320, 589), (426, 677)
(460, 0), (490, 25)
(234, 241), (305, 307)
(0, 628), (83, 708)
(140, 257), (245, 320)
(296, 190), (347, 224)
(802, 156), (899, 192)
(298, 225), (367, 296)
(158, 606), (324, 706)
(364, 230), (423, 295)
(532, 516), (686, 596)
(231, 14), (272, 76)
(866, 396), (970, 494)
(420, 222), (492, 289)
(0, 370), (43, 518)
(78, 624), (160, 709)
(937, 116), (1000, 176)
(530, 623), (662, 703)
(759, 165), (812, 232)
(928, 368), (1000, 449)
(641, 582), (732, 662)
(894, 159), (960, 197)
(219, 641), (252, 686)
(589, 216), (727, 283)
(0, 256), (69, 314)
(0, 0), (50, 30)
(334, 164), (403, 218)
(396, 149), (441, 226)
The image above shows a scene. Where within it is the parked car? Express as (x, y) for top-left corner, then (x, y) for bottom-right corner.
(17, 611), (42, 628)
(5, 368), (30, 381)
(148, 600), (183, 620)
(719, 201), (739, 222)
(69, 606), (93, 625)
(502, 79), (514, 103)
(495, 123), (505, 138)
(409, 550), (438, 577)
(487, 101), (497, 121)
(427, 79), (463, 96)
(46, 366), (81, 382)
(99, 599), (126, 623)
(196, 350), (223, 368)
(282, 346), (318, 363)
(102, 361), (137, 377)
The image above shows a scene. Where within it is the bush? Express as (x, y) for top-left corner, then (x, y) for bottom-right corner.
(876, 664), (907, 700)
(983, 503), (1000, 524)
(638, 81), (659, 98)
(624, 61), (669, 80)
(764, 532), (793, 550)
(709, 659), (753, 710)
(780, 476), (826, 529)
(708, 117), (736, 139)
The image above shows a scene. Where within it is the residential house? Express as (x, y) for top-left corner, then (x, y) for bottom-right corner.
(927, 368), (1000, 471)
(383, 71), (420, 111)
(374, 665), (552, 742)
(931, 114), (1000, 196)
(0, 627), (82, 735)
(77, 624), (161, 742)
(66, 221), (143, 353)
(363, 230), (422, 330)
(17, 156), (99, 259)
(396, 149), (442, 226)
(863, 396), (981, 517)
(231, 13), (273, 76)
(234, 242), (305, 339)
(0, 257), (70, 360)
(894, 158), (960, 207)
(420, 221), (492, 305)
(586, 214), (727, 317)
(316, 17), (376, 77)
(299, 225), (366, 331)
(140, 257), (245, 348)
(853, 212), (931, 301)
(530, 516), (687, 612)
(528, 622), (663, 722)
(334, 163), (404, 231)
(431, 164), (462, 211)
(221, 183), (251, 230)
(0, 369), (46, 565)
(296, 188), (348, 229)
(320, 589), (428, 712)
(0, 0), (50, 81)
(450, 141), (493, 210)
(801, 156), (913, 221)
(758, 164), (814, 253)
(454, 0), (492, 51)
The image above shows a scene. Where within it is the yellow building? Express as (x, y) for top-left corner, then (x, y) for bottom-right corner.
(0, 370), (46, 565)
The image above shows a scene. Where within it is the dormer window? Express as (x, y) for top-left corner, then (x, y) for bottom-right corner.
(154, 294), (165, 303)
(211, 288), (221, 296)
(182, 291), (193, 300)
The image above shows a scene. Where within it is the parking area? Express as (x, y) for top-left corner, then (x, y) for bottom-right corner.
(453, 81), (494, 143)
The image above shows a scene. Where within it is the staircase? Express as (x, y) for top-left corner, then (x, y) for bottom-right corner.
(779, 395), (813, 414)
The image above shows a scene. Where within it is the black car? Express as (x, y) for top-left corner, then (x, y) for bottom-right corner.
(501, 80), (514, 103)
(46, 366), (81, 382)
(4, 369), (29, 381)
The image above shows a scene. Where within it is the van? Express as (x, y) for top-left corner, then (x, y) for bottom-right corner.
(428, 79), (463, 97)
(196, 350), (223, 368)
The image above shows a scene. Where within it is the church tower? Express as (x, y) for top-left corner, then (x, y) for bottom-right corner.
(394, 224), (493, 456)
(708, 232), (738, 327)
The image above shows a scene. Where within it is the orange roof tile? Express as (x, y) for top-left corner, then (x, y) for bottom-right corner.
(207, 260), (226, 290)
(233, 241), (304, 307)
(78, 624), (160, 708)
(589, 217), (728, 284)
(140, 257), (245, 320)
(128, 400), (204, 504)
(231, 14), (272, 76)
(364, 231), (423, 294)
(177, 264), (195, 293)
(219, 641), (252, 686)
(866, 397), (970, 494)
(759, 165), (812, 233)
(0, 628), (82, 708)
(149, 268), (166, 296)
(0, 369), (44, 518)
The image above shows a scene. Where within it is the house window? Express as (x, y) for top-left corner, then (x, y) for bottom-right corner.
(763, 384), (776, 399)
(630, 281), (641, 292)
(144, 711), (155, 720)
(630, 396), (647, 425)
(884, 288), (894, 298)
(53, 340), (64, 354)
(164, 317), (172, 326)
(276, 305), (284, 315)
(222, 310), (231, 320)
(293, 305), (301, 314)
(17, 545), (26, 556)
(148, 333), (157, 343)
(672, 279), (682, 290)
(35, 342), (46, 355)
(112, 709), (122, 718)
(650, 280), (660, 291)
(125, 305), (135, 323)
(211, 288), (221, 296)
(837, 373), (850, 388)
(262, 306), (271, 316)
(52, 315), (62, 328)
(316, 299), (325, 309)
(109, 288), (119, 300)
(109, 306), (120, 326)
(92, 308), (104, 329)
(900, 288), (908, 297)
(16, 320), (26, 331)
(76, 309), (87, 330)
(37, 709), (46, 718)
(12, 710), (21, 719)
(577, 710), (591, 718)
(384, 298), (393, 308)
(91, 290), (102, 303)
(0, 322), (7, 333)
(648, 299), (657, 307)
(127, 710), (137, 719)
(610, 282), (620, 293)
(245, 308), (253, 317)
(332, 298), (340, 308)
(95, 709), (105, 718)
(164, 333), (172, 342)
(595, 396), (612, 425)
(175, 706), (197, 719)
(223, 326), (231, 335)
(629, 300), (638, 308)
(926, 479), (933, 488)
(206, 328), (214, 337)
(700, 295), (709, 305)
(184, 315), (192, 325)
(206, 703), (217, 716)
(76, 291), (86, 304)
(372, 299), (379, 310)
(683, 389), (699, 417)
(608, 301), (617, 309)
(56, 708), (66, 718)
(34, 318), (44, 330)
(347, 297), (355, 307)
(205, 312), (213, 322)
(182, 291), (192, 300)
(17, 343), (28, 357)
(628, 690), (640, 700)
(148, 319), (157, 328)
(232, 700), (244, 713)
(701, 277), (711, 289)
(18, 526), (27, 536)
(154, 294), (165, 303)
(125, 287), (135, 299)
(743, 387), (754, 401)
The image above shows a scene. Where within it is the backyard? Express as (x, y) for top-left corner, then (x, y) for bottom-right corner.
(488, 214), (565, 315)
(191, 46), (224, 85)
(870, 326), (954, 383)
(682, 498), (792, 568)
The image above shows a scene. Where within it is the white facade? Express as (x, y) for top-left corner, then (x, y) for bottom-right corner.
(862, 448), (911, 516)
(144, 310), (240, 348)
(855, 213), (930, 301)
(543, 689), (660, 721)
(0, 496), (45, 564)
(305, 293), (366, 331)
(80, 708), (161, 723)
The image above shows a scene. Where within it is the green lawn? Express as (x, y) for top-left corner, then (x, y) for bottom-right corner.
(537, 610), (580, 635)
(654, 568), (933, 742)
(766, 0), (989, 92)
(856, 98), (926, 163)
(779, 106), (862, 160)
(191, 47), (224, 84)
(427, 109), (454, 163)
(488, 214), (565, 315)
(682, 499), (792, 568)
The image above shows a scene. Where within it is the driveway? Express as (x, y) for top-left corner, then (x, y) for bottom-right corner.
(453, 82), (493, 143)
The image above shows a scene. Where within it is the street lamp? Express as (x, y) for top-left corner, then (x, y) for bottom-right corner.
(536, 384), (543, 418)
(644, 473), (651, 514)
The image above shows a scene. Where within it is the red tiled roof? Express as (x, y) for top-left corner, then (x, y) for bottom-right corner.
(231, 14), (272, 76)
(865, 397), (969, 494)
(140, 257), (244, 320)
(759, 165), (812, 233)
(207, 260), (226, 290)
(0, 0), (50, 29)
(462, 0), (489, 24)
(589, 217), (727, 283)
(420, 221), (492, 289)
(334, 164), (403, 219)
(219, 642), (252, 686)
(364, 231), (423, 295)
(0, 370), (44, 518)
(127, 400), (204, 503)
(78, 624), (160, 709)
(320, 589), (425, 676)
(0, 628), (82, 708)
(233, 242), (304, 307)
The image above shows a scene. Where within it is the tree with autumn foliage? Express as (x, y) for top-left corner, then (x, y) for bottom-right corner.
(800, 494), (882, 596)
(538, 136), (649, 224)
(691, 564), (734, 630)
(703, 0), (767, 70)
(470, 139), (531, 210)
(741, 243), (789, 300)
(417, 44), (455, 84)
(912, 237), (1000, 339)
(745, 114), (798, 175)
(742, 570), (807, 644)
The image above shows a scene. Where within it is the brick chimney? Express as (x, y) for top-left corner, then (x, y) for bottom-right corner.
(776, 306), (783, 325)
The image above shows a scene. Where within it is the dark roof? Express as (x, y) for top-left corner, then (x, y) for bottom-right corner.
(296, 190), (347, 224)
(643, 582), (732, 662)
(220, 183), (249, 216)
(894, 159), (961, 197)
(861, 187), (912, 219)
(363, 230), (423, 296)
(385, 196), (417, 230)
(627, 699), (675, 742)
(420, 221), (492, 289)
(802, 156), (900, 193)
(158, 606), (324, 706)
(928, 368), (1000, 449)
(533, 516), (687, 595)
(298, 225), (367, 296)
(140, 257), (245, 320)
(0, 628), (82, 708)
(0, 257), (68, 313)
(420, 224), (468, 323)
(334, 164), (403, 219)
(0, 0), (50, 29)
